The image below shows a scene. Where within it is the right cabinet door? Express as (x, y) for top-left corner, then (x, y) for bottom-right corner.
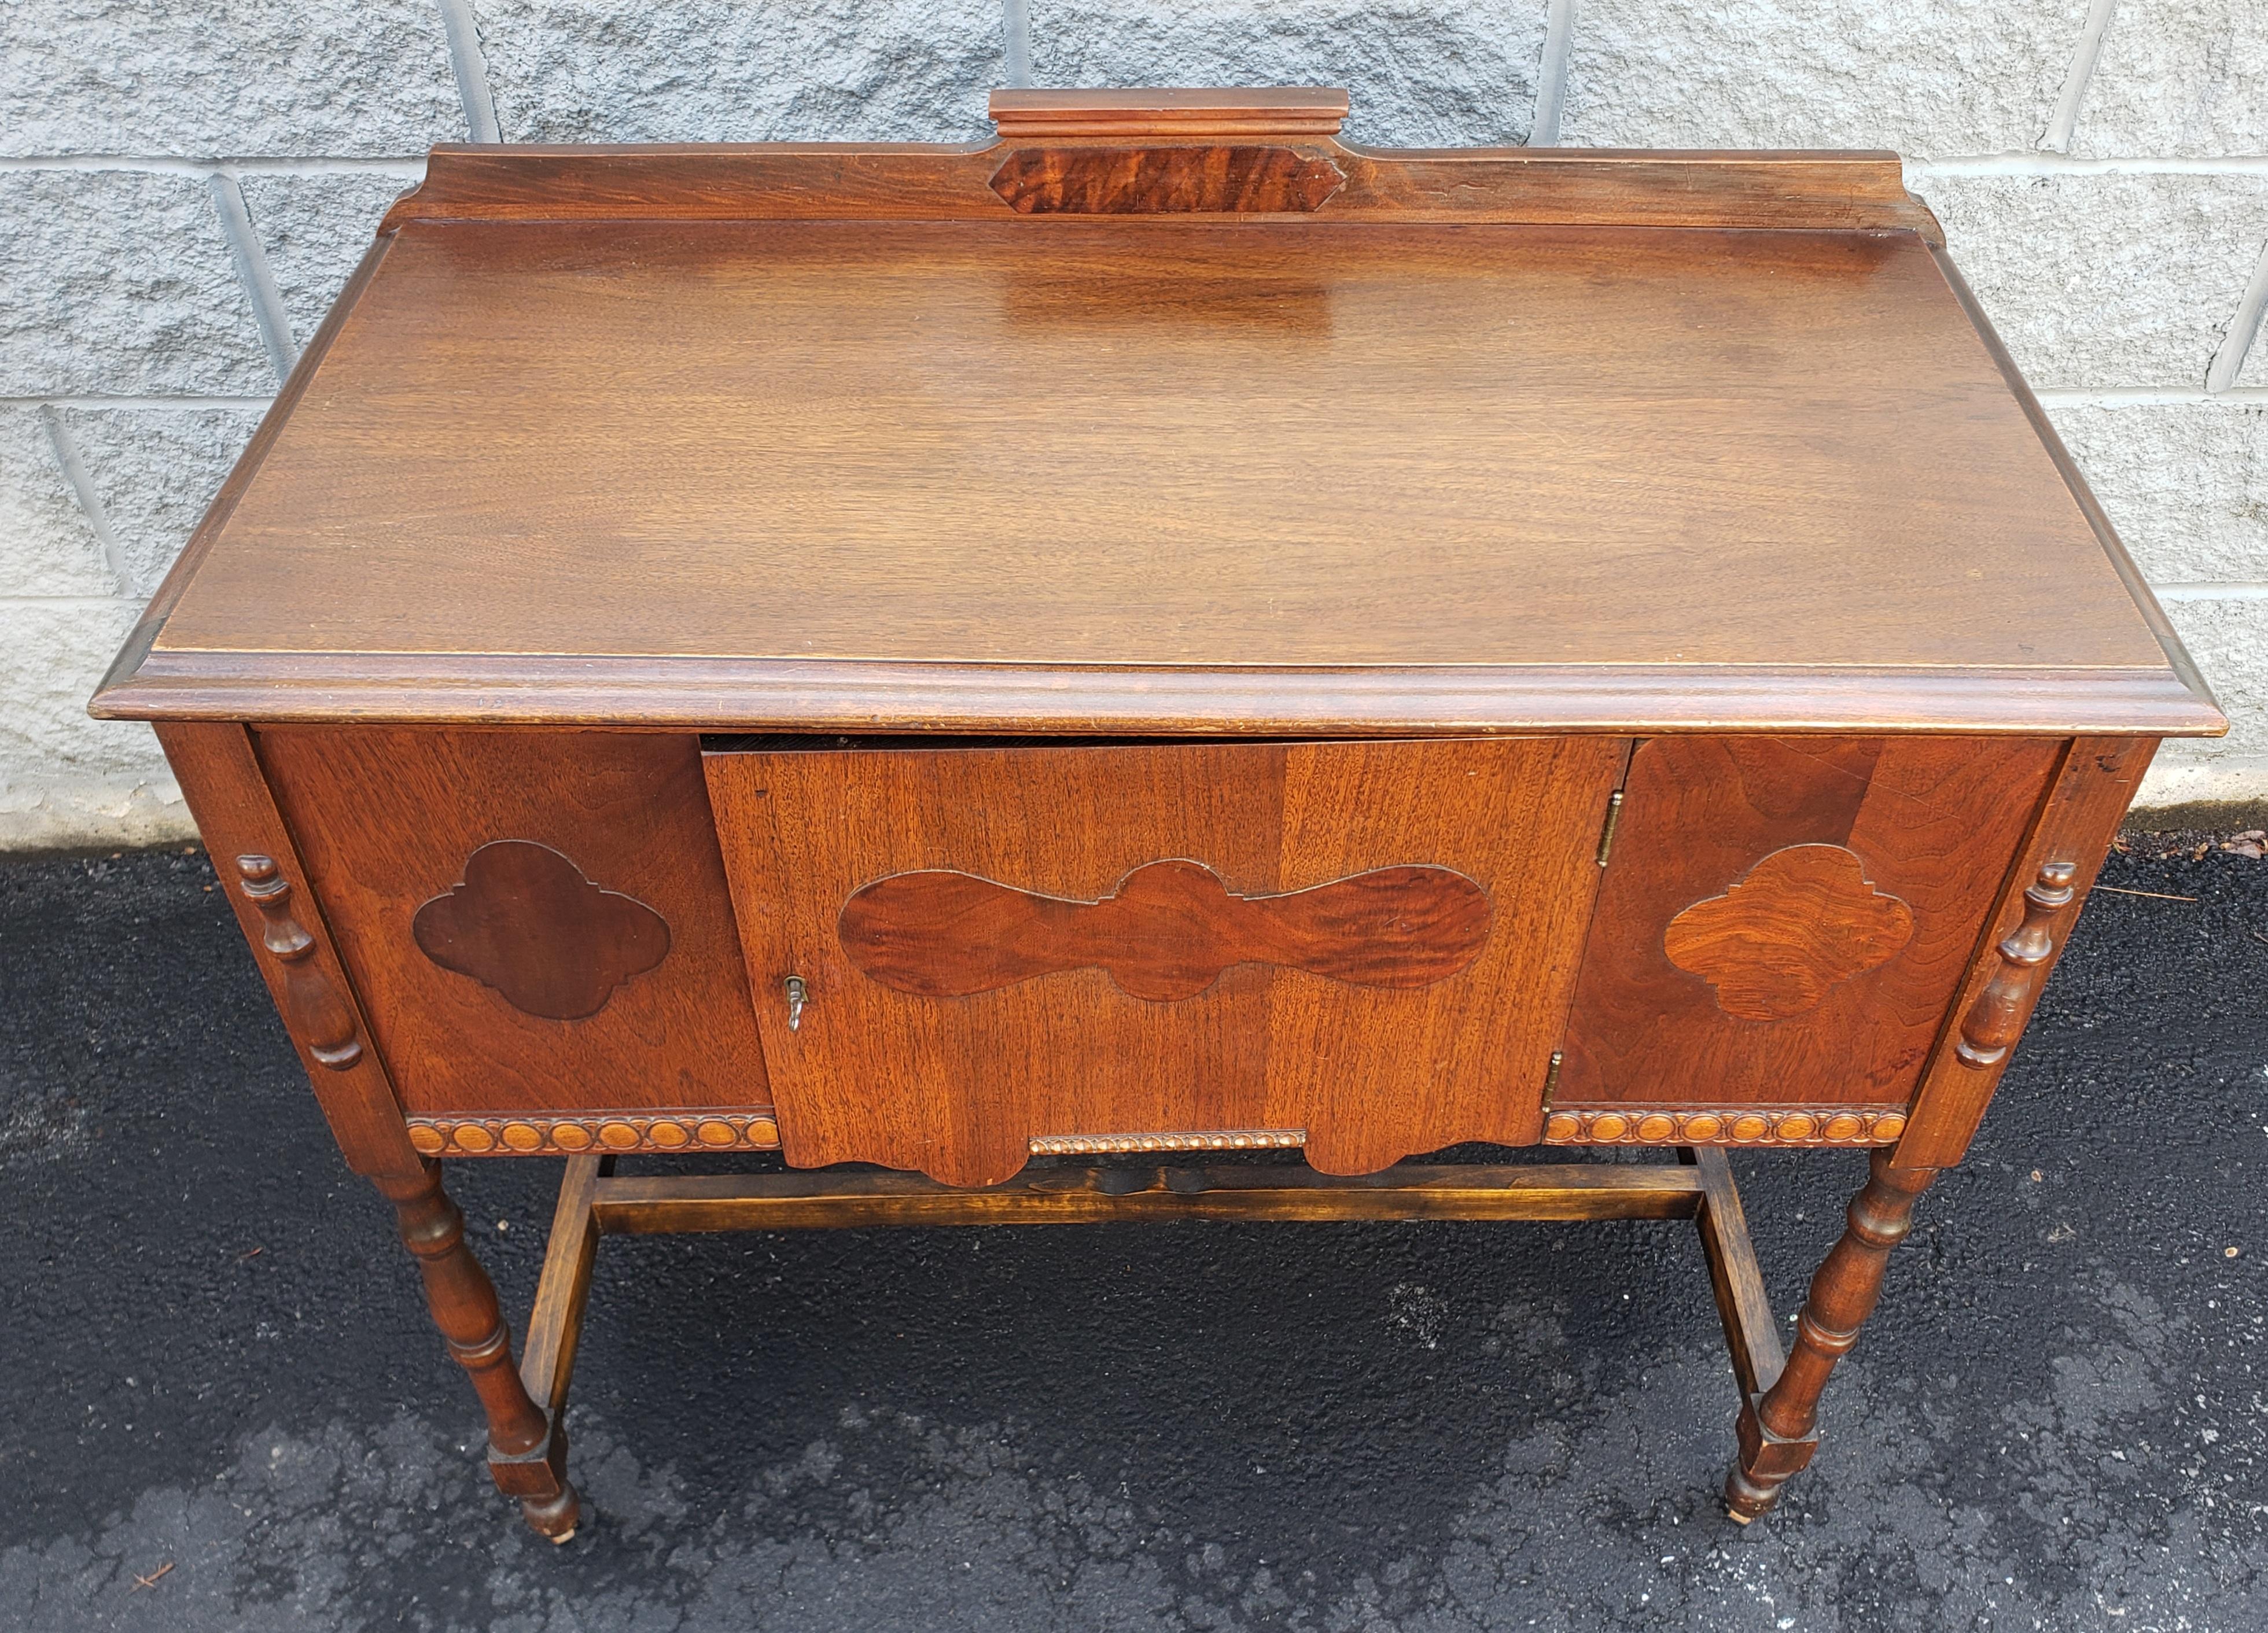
(1552, 735), (2062, 1144)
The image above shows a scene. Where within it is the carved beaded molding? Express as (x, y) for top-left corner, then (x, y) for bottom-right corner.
(407, 1112), (781, 1157)
(413, 1111), (1902, 1155)
(1029, 1127), (1306, 1156)
(1544, 1107), (1908, 1147)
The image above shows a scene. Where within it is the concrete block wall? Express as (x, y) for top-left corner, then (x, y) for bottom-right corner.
(3, 2), (2263, 848)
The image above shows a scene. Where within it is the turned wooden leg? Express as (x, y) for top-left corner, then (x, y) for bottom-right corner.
(1725, 1148), (1936, 1523)
(375, 1159), (580, 1540)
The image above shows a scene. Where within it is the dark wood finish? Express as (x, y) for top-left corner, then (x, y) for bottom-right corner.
(360, 144), (1939, 237)
(987, 87), (1352, 139)
(988, 146), (1347, 213)
(1663, 843), (1915, 1021)
(412, 839), (671, 1021)
(588, 1159), (1709, 1233)
(153, 722), (419, 1178)
(1689, 1148), (1787, 1402)
(373, 1160), (576, 1539)
(1932, 250), (2214, 717)
(1952, 861), (2079, 1068)
(517, 1156), (602, 1471)
(1896, 736), (2157, 1166)
(840, 859), (1492, 1000)
(97, 93), (2222, 1536)
(158, 222), (2159, 676)
(1726, 1150), (1936, 1521)
(253, 728), (770, 1120)
(709, 736), (1621, 1186)
(89, 207), (2220, 737)
(95, 656), (2222, 739)
(498, 1147), (1788, 1530)
(513, 1155), (603, 1544)
(95, 233), (397, 705)
(1556, 736), (2062, 1109)
(234, 854), (365, 1068)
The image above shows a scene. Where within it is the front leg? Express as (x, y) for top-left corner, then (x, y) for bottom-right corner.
(1726, 1148), (1936, 1521)
(374, 1159), (580, 1539)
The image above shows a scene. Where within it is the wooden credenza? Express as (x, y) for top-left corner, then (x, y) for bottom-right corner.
(95, 89), (2225, 1539)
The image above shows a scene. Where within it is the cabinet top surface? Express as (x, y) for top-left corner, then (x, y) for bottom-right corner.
(100, 134), (2220, 735)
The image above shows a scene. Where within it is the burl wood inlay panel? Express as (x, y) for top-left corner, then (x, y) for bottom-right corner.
(1663, 843), (1914, 1022)
(988, 145), (1348, 214)
(413, 839), (671, 1021)
(1557, 736), (2061, 1107)
(840, 859), (1490, 1001)
(256, 728), (769, 1118)
(707, 736), (1626, 1186)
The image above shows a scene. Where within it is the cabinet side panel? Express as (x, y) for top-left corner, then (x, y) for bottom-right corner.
(256, 728), (771, 1134)
(1555, 735), (2062, 1125)
(154, 721), (422, 1177)
(1895, 736), (2156, 1168)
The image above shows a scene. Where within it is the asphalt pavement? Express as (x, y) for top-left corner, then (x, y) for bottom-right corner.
(0, 837), (2262, 1632)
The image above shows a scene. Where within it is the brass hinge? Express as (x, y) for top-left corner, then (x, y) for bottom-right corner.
(1541, 1049), (1563, 1111)
(1595, 789), (1625, 867)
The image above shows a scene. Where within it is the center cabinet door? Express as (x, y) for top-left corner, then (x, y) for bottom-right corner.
(705, 738), (1627, 1185)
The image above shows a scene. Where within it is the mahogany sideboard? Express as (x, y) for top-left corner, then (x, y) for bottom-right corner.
(93, 88), (2226, 1539)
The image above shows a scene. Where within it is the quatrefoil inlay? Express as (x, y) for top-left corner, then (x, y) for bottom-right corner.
(413, 840), (670, 1021)
(1663, 844), (1914, 1022)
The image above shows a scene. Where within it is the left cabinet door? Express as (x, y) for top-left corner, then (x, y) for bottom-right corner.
(705, 736), (1627, 1186)
(256, 728), (778, 1158)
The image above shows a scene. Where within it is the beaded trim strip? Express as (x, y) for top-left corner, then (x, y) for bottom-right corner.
(411, 1110), (1901, 1158)
(1029, 1128), (1306, 1156)
(1544, 1106), (1907, 1147)
(407, 1111), (782, 1158)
